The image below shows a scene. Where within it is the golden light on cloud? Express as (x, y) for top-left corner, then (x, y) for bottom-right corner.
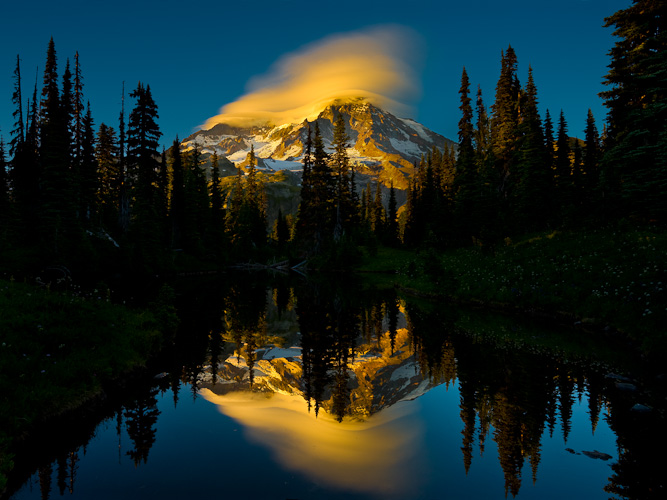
(199, 389), (423, 495)
(203, 26), (422, 129)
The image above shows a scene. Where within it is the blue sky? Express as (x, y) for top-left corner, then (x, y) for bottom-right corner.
(0, 0), (629, 150)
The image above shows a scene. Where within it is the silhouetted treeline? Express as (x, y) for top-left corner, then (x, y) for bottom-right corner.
(1, 2), (664, 276)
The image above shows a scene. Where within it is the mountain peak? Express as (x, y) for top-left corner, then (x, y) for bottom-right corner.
(182, 101), (455, 188)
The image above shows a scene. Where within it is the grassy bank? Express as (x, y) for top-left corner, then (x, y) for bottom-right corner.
(0, 278), (176, 492)
(357, 226), (667, 353)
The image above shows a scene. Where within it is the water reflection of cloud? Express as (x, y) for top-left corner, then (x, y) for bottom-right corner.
(199, 389), (423, 496)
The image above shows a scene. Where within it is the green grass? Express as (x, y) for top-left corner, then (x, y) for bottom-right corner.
(357, 227), (667, 352)
(0, 278), (174, 493)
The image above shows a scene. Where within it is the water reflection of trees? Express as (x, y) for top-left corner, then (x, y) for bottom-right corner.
(298, 281), (359, 421)
(14, 277), (666, 500)
(402, 302), (664, 498)
(124, 387), (160, 467)
(201, 278), (664, 499)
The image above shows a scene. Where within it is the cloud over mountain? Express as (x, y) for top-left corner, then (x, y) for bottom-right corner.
(202, 25), (422, 129)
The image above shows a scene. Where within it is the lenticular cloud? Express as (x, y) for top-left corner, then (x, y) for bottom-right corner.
(203, 25), (423, 129)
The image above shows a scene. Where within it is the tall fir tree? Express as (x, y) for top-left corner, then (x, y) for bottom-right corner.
(79, 103), (97, 223)
(118, 83), (130, 232)
(370, 182), (385, 236)
(386, 183), (399, 246)
(554, 110), (572, 223)
(209, 150), (226, 253)
(308, 122), (334, 252)
(157, 147), (169, 240)
(226, 146), (266, 255)
(183, 143), (210, 252)
(599, 0), (667, 221)
(296, 124), (315, 247)
(491, 45), (521, 203)
(126, 82), (162, 267)
(331, 113), (354, 240)
(12, 77), (41, 242)
(60, 59), (74, 161)
(583, 109), (601, 217)
(73, 52), (85, 165)
(474, 85), (501, 244)
(127, 83), (161, 206)
(454, 67), (479, 242)
(39, 38), (76, 253)
(169, 138), (185, 249)
(0, 137), (9, 242)
(95, 122), (120, 229)
(10, 55), (25, 157)
(514, 66), (551, 231)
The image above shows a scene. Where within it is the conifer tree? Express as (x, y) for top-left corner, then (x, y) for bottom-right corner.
(40, 38), (76, 252)
(126, 82), (162, 266)
(514, 67), (551, 231)
(371, 182), (385, 236)
(157, 147), (169, 237)
(296, 124), (315, 245)
(308, 122), (334, 251)
(474, 86), (500, 243)
(273, 208), (289, 246)
(454, 67), (478, 241)
(245, 145), (267, 249)
(583, 109), (600, 193)
(554, 110), (572, 222)
(184, 143), (210, 252)
(599, 0), (667, 220)
(209, 150), (226, 252)
(10, 55), (25, 157)
(226, 163), (244, 246)
(571, 139), (585, 218)
(127, 83), (161, 206)
(73, 52), (85, 165)
(330, 113), (355, 239)
(226, 146), (266, 255)
(40, 38), (59, 130)
(474, 86), (490, 161)
(402, 176), (422, 246)
(95, 122), (119, 228)
(60, 59), (74, 158)
(169, 139), (185, 248)
(0, 137), (9, 238)
(491, 46), (521, 201)
(118, 83), (129, 232)
(12, 78), (41, 241)
(79, 103), (97, 223)
(386, 183), (399, 246)
(543, 109), (556, 171)
(362, 182), (372, 229)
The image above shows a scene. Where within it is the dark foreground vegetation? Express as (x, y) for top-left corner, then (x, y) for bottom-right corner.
(357, 226), (667, 355)
(0, 280), (177, 492)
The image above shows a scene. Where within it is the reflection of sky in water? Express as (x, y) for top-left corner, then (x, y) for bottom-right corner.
(11, 379), (620, 500)
(199, 389), (424, 497)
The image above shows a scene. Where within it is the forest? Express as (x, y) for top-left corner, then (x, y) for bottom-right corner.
(0, 0), (665, 323)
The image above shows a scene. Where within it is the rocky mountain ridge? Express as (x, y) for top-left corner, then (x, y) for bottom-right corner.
(183, 100), (455, 189)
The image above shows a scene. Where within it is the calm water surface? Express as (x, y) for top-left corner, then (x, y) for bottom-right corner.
(8, 275), (665, 499)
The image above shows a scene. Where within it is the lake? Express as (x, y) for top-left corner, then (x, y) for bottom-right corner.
(7, 274), (665, 499)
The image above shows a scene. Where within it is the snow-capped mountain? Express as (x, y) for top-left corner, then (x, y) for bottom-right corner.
(183, 100), (454, 185)
(197, 327), (437, 420)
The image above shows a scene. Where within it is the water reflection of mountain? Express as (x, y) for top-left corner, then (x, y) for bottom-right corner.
(199, 327), (434, 419)
(8, 276), (666, 500)
(195, 279), (666, 499)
